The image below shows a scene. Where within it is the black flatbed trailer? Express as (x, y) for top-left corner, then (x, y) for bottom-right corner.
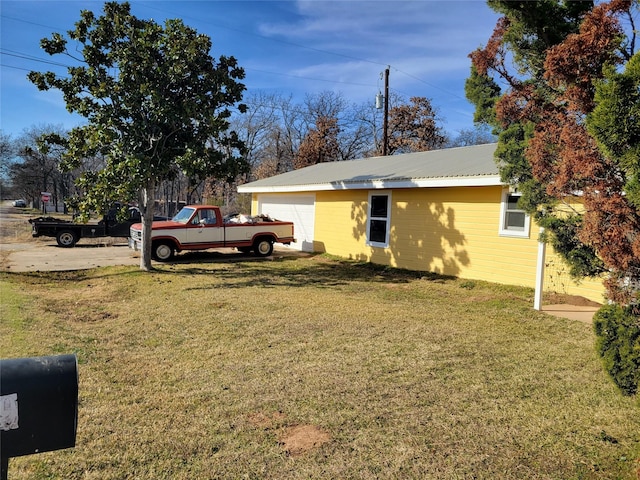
(29, 207), (153, 247)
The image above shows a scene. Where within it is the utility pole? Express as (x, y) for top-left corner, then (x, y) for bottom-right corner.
(383, 66), (389, 156)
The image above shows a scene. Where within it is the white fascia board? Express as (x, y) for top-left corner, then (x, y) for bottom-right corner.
(237, 175), (504, 193)
(403, 176), (503, 188)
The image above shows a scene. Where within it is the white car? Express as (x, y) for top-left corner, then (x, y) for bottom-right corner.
(12, 199), (26, 207)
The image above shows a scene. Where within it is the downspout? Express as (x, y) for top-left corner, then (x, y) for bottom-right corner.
(534, 227), (546, 310)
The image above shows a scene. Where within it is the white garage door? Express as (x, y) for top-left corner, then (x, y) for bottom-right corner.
(258, 195), (315, 252)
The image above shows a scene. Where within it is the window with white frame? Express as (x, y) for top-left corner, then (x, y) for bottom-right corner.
(367, 192), (391, 247)
(499, 189), (530, 237)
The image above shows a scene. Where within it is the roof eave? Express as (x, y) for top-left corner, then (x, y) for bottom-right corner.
(237, 175), (504, 193)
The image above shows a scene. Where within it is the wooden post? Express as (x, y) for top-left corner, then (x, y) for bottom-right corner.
(383, 67), (389, 156)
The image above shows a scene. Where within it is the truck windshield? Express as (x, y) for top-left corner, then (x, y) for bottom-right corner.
(172, 207), (195, 224)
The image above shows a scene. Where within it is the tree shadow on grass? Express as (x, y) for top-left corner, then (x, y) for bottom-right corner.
(175, 255), (456, 291)
(1, 250), (456, 290)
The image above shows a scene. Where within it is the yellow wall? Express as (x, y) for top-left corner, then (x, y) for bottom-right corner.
(253, 187), (606, 303)
(537, 197), (606, 303)
(543, 250), (606, 303)
(314, 186), (541, 285)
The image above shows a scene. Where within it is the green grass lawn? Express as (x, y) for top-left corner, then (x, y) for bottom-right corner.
(1, 254), (638, 479)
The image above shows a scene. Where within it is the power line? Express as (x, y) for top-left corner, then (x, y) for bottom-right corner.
(0, 63), (34, 72)
(391, 66), (467, 102)
(1, 44), (381, 93)
(0, 14), (65, 31)
(2, 8), (463, 103)
(134, 3), (464, 100)
(140, 3), (390, 69)
(0, 49), (71, 69)
(246, 67), (375, 89)
(1, 6), (468, 123)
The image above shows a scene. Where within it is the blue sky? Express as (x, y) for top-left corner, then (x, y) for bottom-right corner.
(1, 1), (501, 139)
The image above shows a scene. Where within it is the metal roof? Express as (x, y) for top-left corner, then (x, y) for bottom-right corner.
(237, 143), (501, 193)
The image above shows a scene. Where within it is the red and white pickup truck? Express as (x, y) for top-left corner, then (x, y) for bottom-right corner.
(129, 205), (295, 261)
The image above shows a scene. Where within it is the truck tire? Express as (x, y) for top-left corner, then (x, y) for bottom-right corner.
(152, 241), (174, 262)
(254, 238), (274, 257)
(56, 230), (78, 248)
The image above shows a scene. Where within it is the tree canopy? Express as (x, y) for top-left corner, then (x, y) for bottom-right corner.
(467, 0), (639, 309)
(294, 116), (341, 169)
(387, 97), (447, 155)
(28, 1), (247, 270)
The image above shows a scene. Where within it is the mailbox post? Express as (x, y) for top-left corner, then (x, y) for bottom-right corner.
(0, 354), (78, 479)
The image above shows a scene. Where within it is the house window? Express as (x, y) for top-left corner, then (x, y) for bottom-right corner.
(499, 189), (530, 238)
(367, 192), (390, 247)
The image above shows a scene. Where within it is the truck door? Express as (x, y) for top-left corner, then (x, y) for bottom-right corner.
(185, 209), (224, 246)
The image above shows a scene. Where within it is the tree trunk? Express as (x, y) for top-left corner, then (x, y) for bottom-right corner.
(139, 181), (155, 271)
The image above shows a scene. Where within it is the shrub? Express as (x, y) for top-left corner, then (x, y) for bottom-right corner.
(593, 304), (640, 396)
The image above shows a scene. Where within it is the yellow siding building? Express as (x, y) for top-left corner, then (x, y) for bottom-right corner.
(239, 144), (606, 305)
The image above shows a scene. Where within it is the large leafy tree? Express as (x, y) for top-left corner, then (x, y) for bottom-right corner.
(467, 0), (639, 305)
(28, 1), (247, 270)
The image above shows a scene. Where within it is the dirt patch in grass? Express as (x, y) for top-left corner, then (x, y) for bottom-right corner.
(545, 292), (602, 307)
(247, 412), (330, 456)
(279, 425), (331, 457)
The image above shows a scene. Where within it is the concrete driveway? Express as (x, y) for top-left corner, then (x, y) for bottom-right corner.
(1, 240), (140, 272)
(0, 239), (304, 272)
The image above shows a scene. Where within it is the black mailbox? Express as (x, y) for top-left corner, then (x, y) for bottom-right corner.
(1, 354), (78, 477)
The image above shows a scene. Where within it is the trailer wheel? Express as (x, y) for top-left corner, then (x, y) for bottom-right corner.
(56, 230), (78, 248)
(254, 238), (274, 257)
(152, 241), (174, 262)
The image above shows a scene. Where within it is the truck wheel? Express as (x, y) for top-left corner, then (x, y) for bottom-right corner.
(56, 230), (78, 248)
(254, 238), (274, 257)
(152, 241), (174, 261)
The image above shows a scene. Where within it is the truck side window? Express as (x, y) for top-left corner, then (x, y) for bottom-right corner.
(202, 210), (216, 225)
